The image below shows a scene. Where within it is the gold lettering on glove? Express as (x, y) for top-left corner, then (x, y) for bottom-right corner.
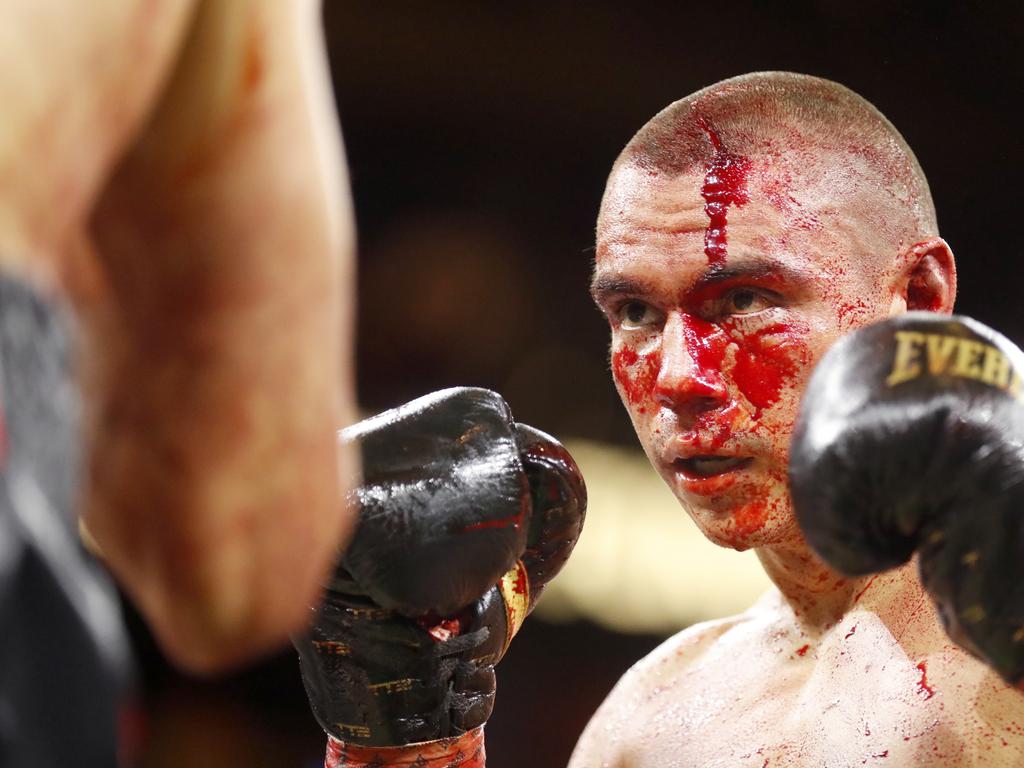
(887, 331), (926, 385)
(368, 678), (415, 695)
(336, 723), (372, 739)
(313, 640), (352, 656)
(346, 606), (394, 621)
(887, 330), (1022, 395)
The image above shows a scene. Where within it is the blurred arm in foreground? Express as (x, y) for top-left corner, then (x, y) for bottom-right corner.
(0, 0), (358, 673)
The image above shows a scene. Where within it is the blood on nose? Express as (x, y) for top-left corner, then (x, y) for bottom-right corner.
(654, 316), (729, 409)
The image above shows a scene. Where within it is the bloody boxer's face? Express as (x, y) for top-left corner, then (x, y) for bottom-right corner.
(593, 150), (905, 551)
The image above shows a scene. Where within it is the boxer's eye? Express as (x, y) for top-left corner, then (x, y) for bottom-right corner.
(724, 289), (772, 315)
(618, 301), (660, 330)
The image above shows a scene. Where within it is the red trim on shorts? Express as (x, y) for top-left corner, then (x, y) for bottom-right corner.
(324, 727), (485, 767)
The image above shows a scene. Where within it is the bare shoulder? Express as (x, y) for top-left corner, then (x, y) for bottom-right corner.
(568, 608), (759, 768)
(922, 644), (1024, 765)
(969, 675), (1024, 765)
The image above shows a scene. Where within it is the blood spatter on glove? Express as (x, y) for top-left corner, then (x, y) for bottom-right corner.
(340, 387), (530, 617)
(416, 614), (463, 643)
(460, 494), (529, 533)
(506, 562), (528, 596)
(697, 116), (752, 267)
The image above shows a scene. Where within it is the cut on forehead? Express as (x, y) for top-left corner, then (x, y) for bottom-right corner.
(603, 71), (938, 240)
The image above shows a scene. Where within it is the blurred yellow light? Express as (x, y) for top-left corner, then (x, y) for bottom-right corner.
(535, 440), (772, 634)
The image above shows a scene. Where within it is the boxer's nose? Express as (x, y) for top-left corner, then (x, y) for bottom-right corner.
(653, 312), (728, 414)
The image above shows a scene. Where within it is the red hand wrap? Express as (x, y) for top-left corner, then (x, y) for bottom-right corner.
(325, 727), (485, 768)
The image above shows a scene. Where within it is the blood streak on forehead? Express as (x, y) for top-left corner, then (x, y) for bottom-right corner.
(697, 116), (752, 267)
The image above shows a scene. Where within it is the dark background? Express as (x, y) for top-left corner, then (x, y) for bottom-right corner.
(135, 4), (1024, 766)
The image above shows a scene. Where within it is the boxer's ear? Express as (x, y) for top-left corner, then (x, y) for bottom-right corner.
(893, 237), (956, 314)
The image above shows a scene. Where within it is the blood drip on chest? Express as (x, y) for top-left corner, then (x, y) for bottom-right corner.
(915, 661), (936, 700)
(697, 116), (751, 266)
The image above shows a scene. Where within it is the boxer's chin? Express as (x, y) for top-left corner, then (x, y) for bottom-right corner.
(679, 486), (797, 552)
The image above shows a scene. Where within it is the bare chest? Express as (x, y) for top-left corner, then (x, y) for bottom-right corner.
(620, 621), (1022, 767)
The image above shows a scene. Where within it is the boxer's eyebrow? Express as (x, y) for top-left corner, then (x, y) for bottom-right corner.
(691, 260), (815, 292)
(589, 275), (655, 304)
(590, 259), (815, 306)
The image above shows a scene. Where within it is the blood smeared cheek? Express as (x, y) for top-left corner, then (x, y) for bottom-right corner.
(612, 344), (661, 415)
(611, 317), (813, 434)
(727, 321), (813, 417)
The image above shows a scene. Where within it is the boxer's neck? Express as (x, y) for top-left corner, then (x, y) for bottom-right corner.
(755, 538), (918, 634)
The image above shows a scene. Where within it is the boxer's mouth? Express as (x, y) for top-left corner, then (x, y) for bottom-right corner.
(674, 456), (753, 478)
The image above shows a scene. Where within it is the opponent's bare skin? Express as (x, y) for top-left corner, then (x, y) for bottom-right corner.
(571, 74), (1024, 766)
(0, 0), (357, 671)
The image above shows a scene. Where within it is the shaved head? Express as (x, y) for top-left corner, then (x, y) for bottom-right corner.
(592, 72), (956, 555)
(601, 72), (937, 260)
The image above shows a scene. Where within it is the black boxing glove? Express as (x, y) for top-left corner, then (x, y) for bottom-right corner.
(292, 387), (586, 754)
(294, 568), (511, 749)
(337, 387), (531, 618)
(515, 422), (588, 610)
(790, 312), (1024, 685)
